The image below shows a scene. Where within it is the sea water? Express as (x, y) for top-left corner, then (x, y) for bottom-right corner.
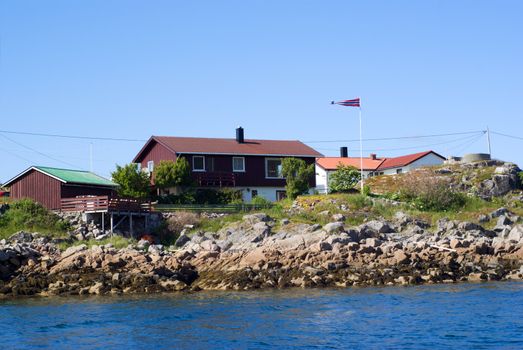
(1, 282), (523, 349)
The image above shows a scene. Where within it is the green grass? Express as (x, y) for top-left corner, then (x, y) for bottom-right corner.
(57, 236), (135, 251)
(0, 199), (70, 240)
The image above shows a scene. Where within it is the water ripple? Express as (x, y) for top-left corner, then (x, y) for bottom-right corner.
(1, 282), (523, 349)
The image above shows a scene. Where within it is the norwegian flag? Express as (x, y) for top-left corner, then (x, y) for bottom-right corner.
(331, 98), (360, 107)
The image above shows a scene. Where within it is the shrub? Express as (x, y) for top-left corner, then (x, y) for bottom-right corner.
(157, 188), (243, 205)
(251, 196), (272, 208)
(112, 163), (150, 198)
(0, 199), (69, 238)
(519, 171), (523, 189)
(397, 170), (466, 211)
(166, 211), (201, 234)
(154, 158), (192, 190)
(281, 158), (314, 199)
(328, 165), (361, 193)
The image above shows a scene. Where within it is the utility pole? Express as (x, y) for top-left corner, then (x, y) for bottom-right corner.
(486, 127), (492, 157)
(89, 143), (93, 172)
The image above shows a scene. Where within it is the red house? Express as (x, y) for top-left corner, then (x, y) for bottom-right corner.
(132, 127), (323, 201)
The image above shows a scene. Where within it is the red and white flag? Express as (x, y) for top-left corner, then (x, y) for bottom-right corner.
(331, 98), (360, 107)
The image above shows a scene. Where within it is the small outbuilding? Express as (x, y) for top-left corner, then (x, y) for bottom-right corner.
(3, 166), (117, 210)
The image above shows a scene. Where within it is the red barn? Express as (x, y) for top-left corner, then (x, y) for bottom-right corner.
(3, 166), (117, 210)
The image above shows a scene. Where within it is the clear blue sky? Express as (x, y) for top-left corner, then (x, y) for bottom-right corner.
(1, 1), (522, 181)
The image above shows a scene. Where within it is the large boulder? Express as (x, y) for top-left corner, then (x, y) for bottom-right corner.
(323, 222), (345, 234)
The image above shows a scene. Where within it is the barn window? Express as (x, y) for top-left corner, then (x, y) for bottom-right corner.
(193, 156), (205, 172)
(147, 161), (154, 173)
(396, 168), (403, 174)
(232, 157), (245, 172)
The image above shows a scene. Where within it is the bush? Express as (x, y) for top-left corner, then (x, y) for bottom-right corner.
(0, 199), (69, 238)
(397, 171), (466, 211)
(166, 211), (201, 234)
(519, 171), (523, 189)
(251, 196), (272, 208)
(154, 158), (192, 190)
(281, 158), (314, 199)
(328, 165), (361, 193)
(112, 163), (150, 198)
(157, 188), (243, 205)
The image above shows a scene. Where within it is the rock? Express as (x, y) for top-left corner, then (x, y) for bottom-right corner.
(450, 238), (462, 249)
(242, 213), (270, 223)
(360, 220), (395, 238)
(175, 234), (191, 247)
(490, 207), (509, 219)
(280, 218), (290, 226)
(508, 225), (523, 242)
(61, 244), (87, 259)
(148, 245), (164, 255)
(324, 222), (344, 233)
(331, 213), (345, 222)
(478, 215), (490, 223)
(95, 233), (110, 241)
(317, 242), (332, 251)
(88, 282), (104, 295)
(393, 250), (410, 265)
(136, 239), (150, 250)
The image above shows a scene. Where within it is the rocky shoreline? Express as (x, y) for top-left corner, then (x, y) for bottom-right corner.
(1, 209), (523, 297)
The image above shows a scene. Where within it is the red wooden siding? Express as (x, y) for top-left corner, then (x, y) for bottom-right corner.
(9, 170), (63, 209)
(136, 140), (176, 168)
(134, 139), (317, 188)
(61, 184), (116, 198)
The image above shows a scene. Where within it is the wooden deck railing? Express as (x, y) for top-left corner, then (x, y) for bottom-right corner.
(196, 172), (236, 187)
(61, 196), (150, 213)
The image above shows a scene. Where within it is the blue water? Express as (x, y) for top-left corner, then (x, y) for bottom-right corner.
(1, 282), (523, 349)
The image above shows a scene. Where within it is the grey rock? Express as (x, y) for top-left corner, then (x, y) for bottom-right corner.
(490, 207), (510, 219)
(331, 213), (346, 222)
(175, 233), (191, 247)
(324, 222), (345, 233)
(242, 213), (270, 223)
(508, 225), (523, 242)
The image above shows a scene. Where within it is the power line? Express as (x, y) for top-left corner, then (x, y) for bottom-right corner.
(312, 133), (484, 153)
(304, 130), (485, 143)
(0, 133), (81, 169)
(490, 131), (523, 141)
(0, 129), (147, 142)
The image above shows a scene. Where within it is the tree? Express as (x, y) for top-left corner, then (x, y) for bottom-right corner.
(154, 158), (192, 190)
(328, 164), (360, 193)
(281, 158), (314, 199)
(111, 163), (150, 198)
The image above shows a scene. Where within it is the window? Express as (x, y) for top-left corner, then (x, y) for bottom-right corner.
(135, 163), (142, 172)
(266, 158), (283, 178)
(147, 160), (154, 173)
(193, 156), (205, 172)
(276, 190), (287, 201)
(251, 190), (258, 198)
(232, 157), (245, 172)
(396, 168), (403, 174)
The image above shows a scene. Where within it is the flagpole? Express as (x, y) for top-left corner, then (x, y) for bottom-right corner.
(358, 105), (364, 194)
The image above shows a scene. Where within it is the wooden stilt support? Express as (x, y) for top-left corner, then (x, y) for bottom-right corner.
(101, 213), (105, 234)
(129, 214), (133, 238)
(110, 213), (114, 236)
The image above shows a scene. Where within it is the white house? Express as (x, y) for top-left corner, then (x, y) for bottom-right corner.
(315, 150), (446, 194)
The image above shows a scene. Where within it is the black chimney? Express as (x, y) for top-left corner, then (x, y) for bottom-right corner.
(340, 146), (348, 158)
(236, 126), (244, 143)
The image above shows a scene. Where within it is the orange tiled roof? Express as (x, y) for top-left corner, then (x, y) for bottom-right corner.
(316, 151), (445, 171)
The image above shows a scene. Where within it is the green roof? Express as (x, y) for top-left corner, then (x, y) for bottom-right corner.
(34, 166), (117, 187)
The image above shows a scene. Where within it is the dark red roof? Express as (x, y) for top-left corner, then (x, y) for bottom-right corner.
(133, 136), (323, 162)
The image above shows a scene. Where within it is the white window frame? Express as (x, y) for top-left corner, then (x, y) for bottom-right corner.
(232, 157), (245, 172)
(265, 158), (283, 179)
(193, 155), (206, 172)
(135, 163), (142, 172)
(147, 160), (154, 173)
